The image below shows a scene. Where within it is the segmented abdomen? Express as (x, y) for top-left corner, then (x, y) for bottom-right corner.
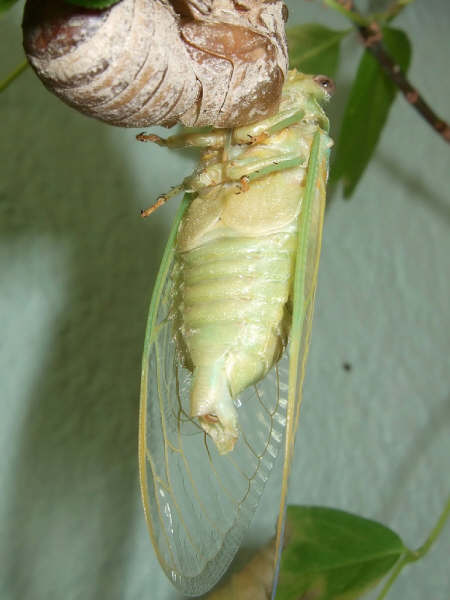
(172, 223), (298, 453)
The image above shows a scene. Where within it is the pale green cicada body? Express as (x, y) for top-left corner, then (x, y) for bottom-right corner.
(139, 70), (333, 596)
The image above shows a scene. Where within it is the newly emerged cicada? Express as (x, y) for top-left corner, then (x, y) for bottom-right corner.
(139, 70), (333, 596)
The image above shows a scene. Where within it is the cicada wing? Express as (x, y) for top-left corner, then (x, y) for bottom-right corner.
(272, 130), (330, 593)
(139, 195), (289, 596)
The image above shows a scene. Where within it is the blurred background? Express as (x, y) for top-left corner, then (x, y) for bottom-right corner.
(0, 1), (449, 599)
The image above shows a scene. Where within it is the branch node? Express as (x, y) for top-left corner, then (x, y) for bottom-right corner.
(361, 22), (382, 47)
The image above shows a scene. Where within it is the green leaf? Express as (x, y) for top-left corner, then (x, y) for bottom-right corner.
(276, 506), (406, 600)
(287, 24), (349, 77)
(64, 0), (122, 9)
(331, 26), (411, 197)
(0, 0), (19, 14)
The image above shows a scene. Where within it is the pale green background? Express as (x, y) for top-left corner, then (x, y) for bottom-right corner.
(0, 1), (449, 599)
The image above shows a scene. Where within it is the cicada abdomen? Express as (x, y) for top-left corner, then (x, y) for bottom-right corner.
(173, 162), (299, 454)
(139, 70), (333, 595)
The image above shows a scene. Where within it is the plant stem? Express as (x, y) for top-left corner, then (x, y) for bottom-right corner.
(358, 23), (450, 143)
(325, 0), (450, 143)
(376, 494), (450, 600)
(375, 554), (409, 600)
(408, 493), (450, 561)
(0, 59), (28, 93)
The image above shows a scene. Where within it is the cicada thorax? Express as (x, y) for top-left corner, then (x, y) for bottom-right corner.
(170, 118), (317, 454)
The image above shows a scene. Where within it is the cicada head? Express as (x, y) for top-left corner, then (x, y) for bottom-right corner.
(281, 70), (335, 131)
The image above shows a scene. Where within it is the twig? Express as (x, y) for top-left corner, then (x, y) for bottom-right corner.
(359, 23), (450, 143)
(330, 0), (450, 143)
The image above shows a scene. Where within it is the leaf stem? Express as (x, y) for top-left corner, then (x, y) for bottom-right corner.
(323, 0), (450, 143)
(376, 494), (450, 600)
(408, 493), (450, 561)
(0, 59), (28, 93)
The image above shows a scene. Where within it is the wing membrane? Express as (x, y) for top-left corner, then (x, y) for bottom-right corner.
(272, 130), (330, 594)
(139, 195), (289, 596)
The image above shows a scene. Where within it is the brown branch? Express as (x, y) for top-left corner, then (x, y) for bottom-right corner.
(332, 0), (450, 143)
(359, 22), (450, 143)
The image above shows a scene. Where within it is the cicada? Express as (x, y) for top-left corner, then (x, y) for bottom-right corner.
(138, 70), (333, 597)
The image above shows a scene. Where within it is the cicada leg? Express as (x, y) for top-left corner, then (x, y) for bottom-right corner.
(137, 108), (306, 150)
(137, 128), (227, 150)
(140, 187), (183, 217)
(184, 152), (305, 194)
(138, 129), (229, 216)
(139, 109), (307, 215)
(225, 154), (305, 182)
(233, 108), (305, 144)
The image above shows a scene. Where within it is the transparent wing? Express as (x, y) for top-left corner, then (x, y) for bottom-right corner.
(272, 129), (330, 592)
(139, 195), (289, 596)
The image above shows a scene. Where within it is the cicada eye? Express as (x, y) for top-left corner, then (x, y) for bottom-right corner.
(313, 75), (336, 96)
